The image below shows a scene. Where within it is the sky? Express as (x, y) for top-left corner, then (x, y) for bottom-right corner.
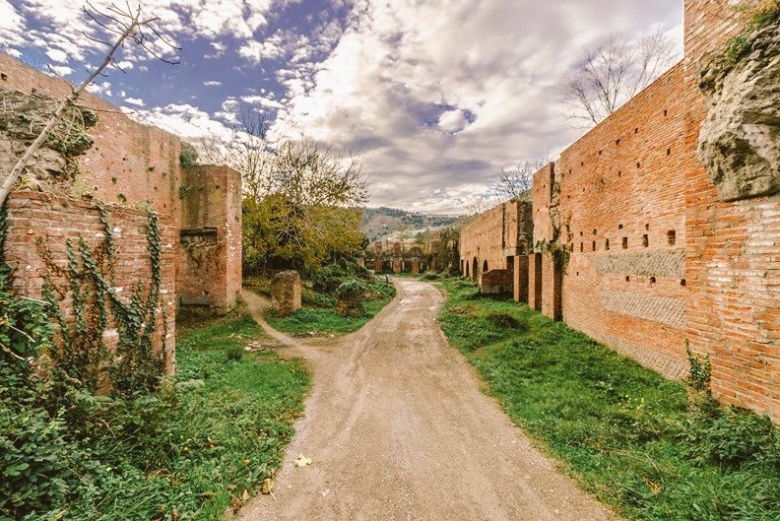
(0, 0), (683, 214)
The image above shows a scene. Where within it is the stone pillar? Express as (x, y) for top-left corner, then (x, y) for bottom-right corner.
(271, 271), (302, 317)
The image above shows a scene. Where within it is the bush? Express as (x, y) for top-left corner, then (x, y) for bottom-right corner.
(335, 278), (369, 301)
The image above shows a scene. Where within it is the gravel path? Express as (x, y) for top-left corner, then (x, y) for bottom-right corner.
(238, 280), (617, 521)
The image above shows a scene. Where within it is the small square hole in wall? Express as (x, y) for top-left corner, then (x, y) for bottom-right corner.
(1, 73), (7, 81)
(681, 279), (687, 286)
(664, 109), (668, 117)
(592, 241), (596, 251)
(626, 276), (631, 282)
(634, 128), (639, 133)
(616, 139), (621, 146)
(598, 150), (602, 156)
(645, 223), (650, 231)
(580, 231), (584, 236)
(667, 148), (671, 155)
(637, 162), (641, 168)
(580, 243), (584, 252)
(622, 237), (628, 249)
(605, 239), (610, 250)
(618, 171), (622, 177)
(592, 229), (597, 235)
(650, 276), (656, 284)
(668, 230), (676, 245)
(569, 244), (574, 252)
(642, 234), (649, 247)
(618, 224), (624, 230)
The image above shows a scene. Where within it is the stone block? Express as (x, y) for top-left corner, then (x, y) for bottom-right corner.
(271, 271), (302, 317)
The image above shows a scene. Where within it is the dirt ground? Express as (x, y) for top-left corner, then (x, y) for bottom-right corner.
(238, 280), (617, 521)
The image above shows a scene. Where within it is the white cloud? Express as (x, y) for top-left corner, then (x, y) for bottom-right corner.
(204, 80), (223, 87)
(48, 64), (73, 77)
(269, 0), (682, 213)
(45, 48), (68, 63)
(124, 97), (145, 107)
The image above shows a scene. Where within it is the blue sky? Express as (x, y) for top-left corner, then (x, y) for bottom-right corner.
(1, 0), (682, 214)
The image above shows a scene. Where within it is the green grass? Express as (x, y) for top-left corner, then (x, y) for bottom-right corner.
(266, 282), (394, 337)
(438, 278), (780, 521)
(4, 314), (310, 521)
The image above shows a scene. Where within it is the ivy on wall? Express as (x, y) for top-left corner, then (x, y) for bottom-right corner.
(37, 205), (166, 397)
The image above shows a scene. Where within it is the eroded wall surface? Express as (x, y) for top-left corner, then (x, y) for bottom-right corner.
(177, 165), (242, 309)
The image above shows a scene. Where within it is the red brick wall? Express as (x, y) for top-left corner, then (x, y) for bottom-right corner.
(0, 53), (183, 224)
(683, 0), (780, 419)
(3, 192), (177, 374)
(460, 200), (531, 284)
(177, 165), (242, 310)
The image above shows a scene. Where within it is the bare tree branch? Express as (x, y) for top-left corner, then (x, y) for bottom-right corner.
(560, 28), (677, 128)
(0, 2), (179, 205)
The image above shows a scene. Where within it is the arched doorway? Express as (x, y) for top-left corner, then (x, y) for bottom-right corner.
(472, 257), (478, 281)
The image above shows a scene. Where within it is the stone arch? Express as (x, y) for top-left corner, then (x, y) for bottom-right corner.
(483, 260), (489, 272)
(472, 257), (478, 281)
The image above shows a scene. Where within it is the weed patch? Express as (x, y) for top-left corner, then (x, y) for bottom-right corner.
(1, 313), (310, 520)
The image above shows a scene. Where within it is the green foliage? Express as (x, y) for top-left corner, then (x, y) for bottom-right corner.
(311, 258), (372, 294)
(1, 314), (310, 520)
(38, 208), (164, 397)
(242, 194), (365, 275)
(686, 345), (712, 393)
(335, 278), (369, 301)
(179, 144), (199, 167)
(437, 280), (780, 521)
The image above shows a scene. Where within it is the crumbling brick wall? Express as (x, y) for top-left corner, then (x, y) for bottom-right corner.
(177, 165), (242, 310)
(3, 192), (177, 374)
(0, 53), (244, 375)
(463, 1), (779, 420)
(0, 53), (183, 224)
(459, 200), (532, 283)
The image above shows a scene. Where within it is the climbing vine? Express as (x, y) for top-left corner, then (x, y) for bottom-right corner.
(534, 238), (571, 273)
(39, 206), (165, 397)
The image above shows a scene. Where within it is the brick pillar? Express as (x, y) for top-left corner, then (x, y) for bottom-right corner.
(528, 253), (542, 311)
(393, 258), (402, 273)
(374, 259), (383, 273)
(514, 255), (529, 303)
(541, 253), (562, 321)
(412, 258), (420, 274)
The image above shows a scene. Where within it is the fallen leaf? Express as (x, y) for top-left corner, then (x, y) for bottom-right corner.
(292, 454), (313, 467)
(242, 489), (250, 501)
(231, 495), (242, 512)
(262, 478), (275, 495)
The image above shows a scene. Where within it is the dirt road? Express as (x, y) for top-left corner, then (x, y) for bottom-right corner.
(238, 280), (616, 521)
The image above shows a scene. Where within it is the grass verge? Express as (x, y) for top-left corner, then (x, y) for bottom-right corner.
(437, 278), (780, 521)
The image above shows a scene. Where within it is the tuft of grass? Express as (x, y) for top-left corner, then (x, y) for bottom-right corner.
(437, 279), (780, 521)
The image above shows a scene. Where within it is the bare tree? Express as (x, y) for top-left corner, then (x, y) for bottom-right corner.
(495, 159), (546, 202)
(0, 2), (179, 205)
(561, 29), (677, 128)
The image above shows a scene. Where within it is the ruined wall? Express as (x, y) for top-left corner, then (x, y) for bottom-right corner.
(0, 53), (183, 223)
(537, 64), (693, 379)
(683, 0), (780, 418)
(177, 165), (242, 310)
(521, 0), (780, 419)
(3, 192), (177, 373)
(459, 200), (532, 284)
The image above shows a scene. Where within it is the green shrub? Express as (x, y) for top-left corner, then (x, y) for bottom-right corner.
(335, 278), (369, 301)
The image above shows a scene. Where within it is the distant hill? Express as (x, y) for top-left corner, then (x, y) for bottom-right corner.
(360, 207), (461, 243)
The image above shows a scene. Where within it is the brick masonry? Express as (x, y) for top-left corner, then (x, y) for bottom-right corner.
(460, 0), (780, 421)
(178, 165), (242, 310)
(1, 54), (243, 372)
(3, 192), (177, 374)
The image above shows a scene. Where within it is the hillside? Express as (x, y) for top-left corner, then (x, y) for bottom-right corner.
(361, 207), (461, 243)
